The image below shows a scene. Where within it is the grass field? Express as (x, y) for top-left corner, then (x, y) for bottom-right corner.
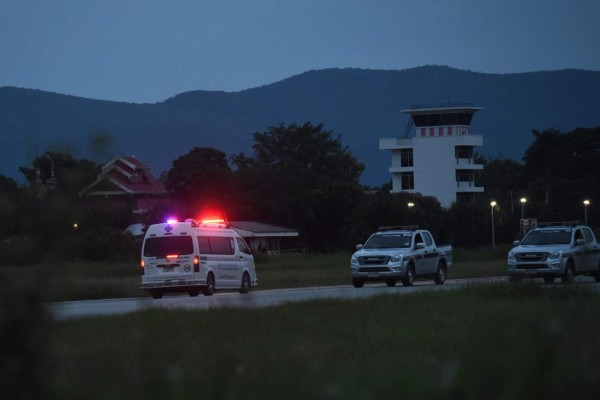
(4, 246), (600, 398)
(43, 283), (600, 399)
(1, 246), (510, 302)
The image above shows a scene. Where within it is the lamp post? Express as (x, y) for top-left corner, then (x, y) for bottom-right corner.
(490, 201), (496, 248)
(584, 200), (590, 225)
(520, 197), (527, 220)
(520, 197), (527, 237)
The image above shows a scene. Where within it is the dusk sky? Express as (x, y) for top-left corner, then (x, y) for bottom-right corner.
(1, 0), (599, 104)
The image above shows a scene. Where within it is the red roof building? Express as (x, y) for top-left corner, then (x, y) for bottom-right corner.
(79, 155), (167, 214)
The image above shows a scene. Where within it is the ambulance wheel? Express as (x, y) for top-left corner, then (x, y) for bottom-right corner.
(188, 287), (200, 297)
(150, 290), (163, 299)
(203, 272), (215, 296)
(239, 271), (251, 294)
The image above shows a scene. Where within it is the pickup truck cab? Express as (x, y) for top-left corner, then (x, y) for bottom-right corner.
(350, 227), (452, 288)
(507, 223), (600, 283)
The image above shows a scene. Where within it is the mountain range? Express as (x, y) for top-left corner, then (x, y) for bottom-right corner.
(1, 65), (599, 185)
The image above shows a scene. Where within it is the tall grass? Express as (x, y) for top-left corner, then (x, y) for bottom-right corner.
(48, 283), (600, 399)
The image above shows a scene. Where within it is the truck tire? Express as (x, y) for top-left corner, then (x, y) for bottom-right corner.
(595, 263), (600, 283)
(385, 279), (397, 287)
(150, 290), (163, 299)
(434, 261), (446, 285)
(543, 276), (555, 284)
(402, 264), (415, 287)
(561, 260), (575, 284)
(188, 287), (200, 297)
(352, 279), (365, 288)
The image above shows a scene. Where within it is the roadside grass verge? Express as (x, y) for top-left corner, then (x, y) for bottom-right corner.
(1, 247), (509, 302)
(47, 283), (600, 399)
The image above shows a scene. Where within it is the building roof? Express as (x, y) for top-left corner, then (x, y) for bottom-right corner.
(229, 221), (299, 238)
(79, 155), (166, 198)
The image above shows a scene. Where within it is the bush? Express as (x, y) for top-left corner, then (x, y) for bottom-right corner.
(0, 274), (53, 399)
(0, 235), (43, 266)
(73, 228), (140, 262)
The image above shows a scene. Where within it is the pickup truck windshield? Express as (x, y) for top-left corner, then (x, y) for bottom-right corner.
(521, 229), (572, 245)
(364, 233), (412, 249)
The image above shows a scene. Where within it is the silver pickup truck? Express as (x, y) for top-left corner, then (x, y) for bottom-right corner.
(350, 227), (453, 288)
(507, 223), (600, 283)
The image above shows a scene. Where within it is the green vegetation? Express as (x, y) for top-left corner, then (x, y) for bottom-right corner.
(47, 284), (600, 399)
(2, 248), (509, 302)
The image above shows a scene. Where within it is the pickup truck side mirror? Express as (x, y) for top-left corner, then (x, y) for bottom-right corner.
(512, 240), (520, 247)
(356, 244), (363, 251)
(415, 243), (425, 250)
(575, 239), (585, 247)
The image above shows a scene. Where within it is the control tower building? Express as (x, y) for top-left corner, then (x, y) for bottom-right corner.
(379, 104), (485, 207)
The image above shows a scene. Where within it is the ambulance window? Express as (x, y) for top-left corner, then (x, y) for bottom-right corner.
(197, 236), (235, 255)
(197, 236), (211, 253)
(144, 236), (193, 257)
(236, 237), (251, 254)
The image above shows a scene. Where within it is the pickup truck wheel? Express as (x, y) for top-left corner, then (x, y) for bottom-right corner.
(561, 260), (575, 284)
(509, 276), (521, 283)
(543, 276), (555, 284)
(402, 264), (415, 287)
(434, 262), (446, 285)
(352, 279), (364, 288)
(595, 263), (600, 283)
(188, 287), (200, 297)
(385, 279), (397, 287)
(150, 290), (163, 299)
(203, 272), (215, 296)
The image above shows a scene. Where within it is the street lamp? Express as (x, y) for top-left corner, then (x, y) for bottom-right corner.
(584, 200), (590, 225)
(490, 201), (496, 248)
(520, 197), (527, 220)
(520, 197), (527, 237)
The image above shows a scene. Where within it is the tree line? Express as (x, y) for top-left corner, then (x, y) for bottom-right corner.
(1, 123), (599, 264)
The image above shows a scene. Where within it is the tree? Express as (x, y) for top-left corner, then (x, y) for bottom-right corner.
(165, 147), (234, 215)
(18, 151), (98, 196)
(523, 129), (568, 206)
(232, 122), (364, 250)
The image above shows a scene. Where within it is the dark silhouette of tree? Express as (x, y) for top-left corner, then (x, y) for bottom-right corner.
(165, 147), (234, 215)
(523, 129), (568, 206)
(232, 122), (364, 250)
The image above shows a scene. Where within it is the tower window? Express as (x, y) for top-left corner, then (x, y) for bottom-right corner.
(400, 149), (413, 167)
(401, 172), (414, 190)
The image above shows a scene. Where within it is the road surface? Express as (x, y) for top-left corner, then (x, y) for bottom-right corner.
(47, 276), (600, 320)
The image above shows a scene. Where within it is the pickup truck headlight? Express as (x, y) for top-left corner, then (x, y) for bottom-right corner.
(390, 254), (403, 263)
(547, 250), (562, 260)
(507, 251), (516, 262)
(351, 255), (359, 266)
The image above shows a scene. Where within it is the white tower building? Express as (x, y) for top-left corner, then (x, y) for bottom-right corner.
(379, 104), (485, 207)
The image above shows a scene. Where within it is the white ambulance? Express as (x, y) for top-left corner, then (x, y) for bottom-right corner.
(140, 218), (257, 299)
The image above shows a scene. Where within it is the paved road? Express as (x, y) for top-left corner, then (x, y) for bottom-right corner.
(47, 276), (600, 320)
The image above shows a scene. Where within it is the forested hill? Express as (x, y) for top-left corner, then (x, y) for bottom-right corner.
(2, 65), (599, 185)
